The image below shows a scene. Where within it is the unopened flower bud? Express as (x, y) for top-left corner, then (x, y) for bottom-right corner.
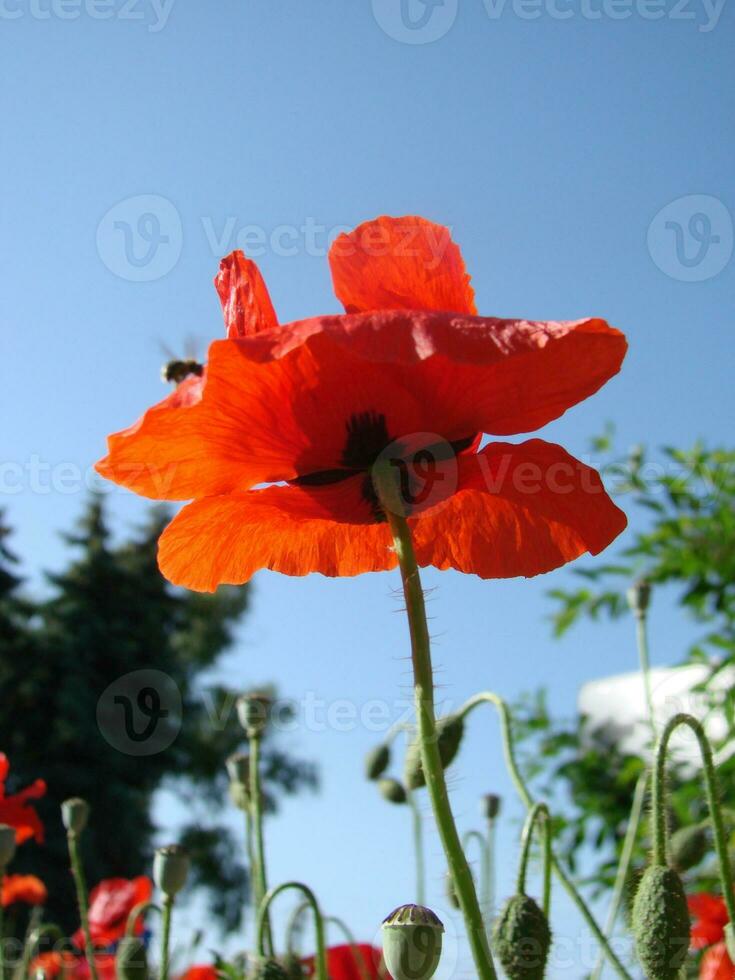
(492, 894), (551, 980)
(632, 866), (690, 979)
(251, 959), (289, 980)
(627, 580), (652, 618)
(226, 752), (251, 785)
(153, 844), (190, 898)
(405, 715), (464, 791)
(482, 794), (502, 821)
(382, 904), (444, 980)
(61, 798), (90, 835)
(379, 778), (407, 805)
(237, 693), (271, 738)
(116, 936), (148, 980)
(365, 743), (391, 781)
(669, 825), (708, 873)
(0, 824), (16, 868)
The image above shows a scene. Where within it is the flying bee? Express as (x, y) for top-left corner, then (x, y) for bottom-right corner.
(159, 336), (204, 387)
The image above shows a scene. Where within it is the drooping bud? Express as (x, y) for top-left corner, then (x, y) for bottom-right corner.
(379, 778), (407, 805)
(405, 715), (464, 790)
(237, 693), (271, 738)
(61, 798), (90, 835)
(153, 844), (190, 898)
(627, 579), (652, 618)
(115, 936), (149, 980)
(482, 794), (502, 821)
(669, 825), (708, 873)
(0, 824), (16, 868)
(250, 959), (289, 980)
(632, 866), (690, 980)
(492, 895), (551, 980)
(365, 743), (391, 781)
(382, 904), (444, 980)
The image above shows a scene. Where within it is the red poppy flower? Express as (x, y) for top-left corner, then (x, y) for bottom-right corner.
(97, 215), (627, 592)
(689, 893), (731, 950)
(72, 876), (152, 949)
(1, 873), (47, 906)
(0, 753), (45, 844)
(178, 967), (219, 980)
(71, 954), (117, 980)
(701, 943), (735, 980)
(303, 944), (388, 980)
(30, 952), (78, 979)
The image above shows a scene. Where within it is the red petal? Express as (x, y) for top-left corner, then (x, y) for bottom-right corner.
(329, 216), (476, 315)
(690, 894), (729, 948)
(158, 480), (395, 592)
(701, 944), (735, 980)
(410, 440), (627, 578)
(215, 250), (278, 337)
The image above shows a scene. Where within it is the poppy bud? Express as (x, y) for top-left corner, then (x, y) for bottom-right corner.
(226, 752), (251, 785)
(382, 904), (444, 980)
(379, 778), (407, 805)
(482, 794), (502, 821)
(365, 743), (391, 781)
(405, 715), (464, 791)
(631, 866), (690, 980)
(250, 959), (289, 980)
(237, 694), (271, 738)
(492, 895), (551, 980)
(61, 797), (90, 836)
(669, 825), (708, 873)
(116, 936), (148, 980)
(153, 844), (190, 898)
(627, 579), (652, 618)
(0, 824), (16, 868)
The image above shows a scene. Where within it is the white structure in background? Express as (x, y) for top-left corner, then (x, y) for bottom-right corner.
(578, 664), (735, 770)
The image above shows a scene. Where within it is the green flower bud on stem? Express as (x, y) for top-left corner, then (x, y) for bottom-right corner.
(382, 904), (444, 980)
(227, 752), (251, 785)
(669, 825), (708, 873)
(237, 694), (271, 738)
(492, 895), (551, 980)
(631, 866), (690, 980)
(0, 824), (17, 868)
(482, 794), (501, 821)
(627, 579), (652, 618)
(115, 936), (148, 980)
(153, 845), (190, 898)
(379, 778), (407, 805)
(365, 743), (391, 781)
(404, 715), (464, 791)
(251, 959), (289, 980)
(61, 798), (90, 836)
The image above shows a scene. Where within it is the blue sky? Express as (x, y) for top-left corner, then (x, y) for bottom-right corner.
(2, 0), (733, 975)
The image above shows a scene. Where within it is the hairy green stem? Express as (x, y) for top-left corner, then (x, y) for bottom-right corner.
(250, 735), (273, 955)
(407, 790), (426, 906)
(517, 802), (552, 917)
(257, 882), (327, 980)
(634, 611), (657, 741)
(159, 895), (173, 980)
(457, 692), (634, 980)
(67, 831), (99, 980)
(383, 506), (497, 980)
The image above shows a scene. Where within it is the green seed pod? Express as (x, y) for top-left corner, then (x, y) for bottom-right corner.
(404, 715), (464, 791)
(250, 959), (289, 980)
(627, 579), (652, 617)
(61, 797), (90, 835)
(492, 894), (551, 980)
(0, 824), (17, 868)
(669, 825), (708, 873)
(115, 936), (148, 980)
(237, 694), (271, 738)
(632, 866), (690, 980)
(482, 794), (502, 821)
(379, 778), (407, 805)
(382, 904), (444, 980)
(365, 743), (391, 780)
(153, 844), (190, 898)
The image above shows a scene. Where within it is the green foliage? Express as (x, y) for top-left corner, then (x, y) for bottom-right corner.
(0, 500), (317, 933)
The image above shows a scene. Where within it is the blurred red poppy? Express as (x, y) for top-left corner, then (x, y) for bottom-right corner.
(1, 873), (47, 906)
(72, 876), (152, 949)
(700, 943), (735, 980)
(97, 215), (627, 592)
(0, 753), (45, 844)
(178, 967), (219, 980)
(689, 893), (731, 949)
(303, 944), (388, 980)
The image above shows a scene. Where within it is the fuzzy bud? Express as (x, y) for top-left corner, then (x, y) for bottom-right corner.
(404, 715), (464, 791)
(492, 895), (551, 980)
(115, 937), (148, 980)
(627, 580), (652, 618)
(382, 904), (444, 980)
(482, 794), (502, 821)
(153, 844), (190, 898)
(237, 694), (271, 738)
(632, 866), (690, 979)
(250, 960), (289, 980)
(365, 743), (391, 781)
(669, 825), (708, 873)
(379, 778), (407, 805)
(61, 798), (90, 836)
(0, 824), (16, 868)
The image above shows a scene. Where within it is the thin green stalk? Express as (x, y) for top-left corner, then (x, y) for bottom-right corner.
(125, 901), (161, 938)
(257, 882), (327, 980)
(381, 504), (497, 980)
(285, 900), (312, 955)
(651, 713), (735, 926)
(325, 916), (371, 980)
(634, 611), (657, 741)
(590, 772), (647, 980)
(462, 830), (490, 935)
(159, 896), (173, 980)
(250, 735), (273, 955)
(457, 692), (634, 980)
(485, 817), (496, 921)
(517, 803), (552, 917)
(20, 924), (64, 980)
(407, 790), (426, 905)
(67, 831), (99, 980)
